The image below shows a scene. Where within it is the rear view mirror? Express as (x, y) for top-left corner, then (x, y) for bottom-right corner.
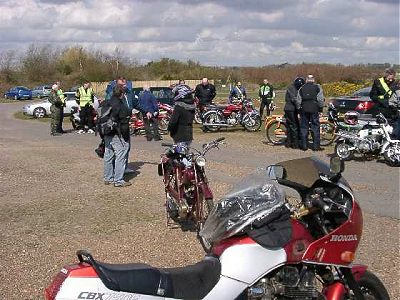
(266, 165), (286, 180)
(330, 156), (344, 174)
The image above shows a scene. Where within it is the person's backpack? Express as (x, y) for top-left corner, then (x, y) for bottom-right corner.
(97, 102), (116, 136)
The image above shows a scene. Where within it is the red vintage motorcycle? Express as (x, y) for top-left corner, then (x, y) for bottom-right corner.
(158, 138), (225, 231)
(202, 98), (261, 132)
(129, 102), (173, 135)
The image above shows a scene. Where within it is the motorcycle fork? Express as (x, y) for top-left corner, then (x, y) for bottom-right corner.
(339, 267), (366, 300)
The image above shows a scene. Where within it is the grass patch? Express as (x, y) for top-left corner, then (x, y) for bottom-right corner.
(14, 111), (50, 123)
(0, 98), (22, 104)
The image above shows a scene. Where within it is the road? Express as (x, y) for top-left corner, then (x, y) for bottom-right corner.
(0, 101), (398, 299)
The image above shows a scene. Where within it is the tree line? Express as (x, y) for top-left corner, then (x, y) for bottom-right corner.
(0, 44), (397, 93)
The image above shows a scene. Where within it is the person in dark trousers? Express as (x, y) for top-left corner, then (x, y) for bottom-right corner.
(259, 79), (275, 118)
(296, 74), (325, 151)
(139, 84), (161, 141)
(48, 84), (63, 136)
(168, 83), (195, 146)
(75, 81), (95, 134)
(284, 77), (305, 149)
(229, 81), (247, 103)
(195, 77), (216, 109)
(103, 86), (132, 187)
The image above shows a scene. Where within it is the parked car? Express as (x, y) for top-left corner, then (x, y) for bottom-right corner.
(31, 85), (52, 98)
(4, 86), (32, 100)
(132, 87), (175, 105)
(329, 87), (378, 117)
(22, 92), (79, 118)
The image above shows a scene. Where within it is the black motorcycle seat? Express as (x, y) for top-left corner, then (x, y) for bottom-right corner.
(91, 255), (221, 299)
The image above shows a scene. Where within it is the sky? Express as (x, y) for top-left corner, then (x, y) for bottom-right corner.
(0, 0), (399, 66)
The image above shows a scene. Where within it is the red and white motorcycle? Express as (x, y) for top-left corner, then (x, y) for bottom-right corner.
(45, 157), (389, 300)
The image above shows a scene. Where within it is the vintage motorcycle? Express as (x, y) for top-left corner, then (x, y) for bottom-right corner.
(129, 102), (173, 135)
(158, 137), (225, 231)
(334, 113), (400, 166)
(45, 156), (389, 300)
(202, 98), (261, 132)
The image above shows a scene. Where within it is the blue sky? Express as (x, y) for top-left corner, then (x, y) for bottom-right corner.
(0, 0), (398, 66)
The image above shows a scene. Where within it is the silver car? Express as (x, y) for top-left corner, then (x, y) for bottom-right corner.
(22, 92), (79, 118)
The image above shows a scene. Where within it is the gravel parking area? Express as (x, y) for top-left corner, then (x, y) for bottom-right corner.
(0, 102), (398, 299)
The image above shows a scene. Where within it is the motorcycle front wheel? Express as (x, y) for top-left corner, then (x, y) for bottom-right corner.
(383, 142), (400, 167)
(194, 108), (203, 124)
(202, 111), (222, 132)
(266, 120), (287, 145)
(158, 115), (170, 133)
(243, 114), (261, 132)
(335, 142), (354, 161)
(344, 271), (390, 300)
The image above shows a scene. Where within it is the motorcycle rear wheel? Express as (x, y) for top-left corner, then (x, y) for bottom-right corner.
(335, 142), (354, 161)
(203, 111), (222, 132)
(244, 115), (261, 132)
(344, 271), (390, 300)
(194, 108), (202, 124)
(320, 122), (336, 146)
(383, 142), (400, 167)
(265, 120), (287, 145)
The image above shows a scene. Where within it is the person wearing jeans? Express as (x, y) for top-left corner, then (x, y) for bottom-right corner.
(103, 86), (132, 187)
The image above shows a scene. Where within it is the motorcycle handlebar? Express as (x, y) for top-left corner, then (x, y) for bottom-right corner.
(161, 143), (173, 147)
(215, 137), (225, 143)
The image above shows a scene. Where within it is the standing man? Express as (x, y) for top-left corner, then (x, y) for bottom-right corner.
(284, 77), (305, 149)
(296, 74), (324, 151)
(75, 80), (95, 134)
(168, 83), (195, 147)
(195, 77), (216, 108)
(259, 79), (275, 118)
(139, 84), (161, 141)
(55, 81), (66, 133)
(370, 68), (397, 116)
(229, 81), (247, 103)
(48, 84), (63, 136)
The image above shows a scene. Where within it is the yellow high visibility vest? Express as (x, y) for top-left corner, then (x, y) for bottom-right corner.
(378, 77), (393, 100)
(57, 89), (65, 103)
(78, 87), (93, 107)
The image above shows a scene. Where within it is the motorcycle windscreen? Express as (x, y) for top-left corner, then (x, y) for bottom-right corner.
(199, 175), (285, 244)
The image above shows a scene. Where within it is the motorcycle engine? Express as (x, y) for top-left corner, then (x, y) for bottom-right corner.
(248, 266), (319, 300)
(227, 113), (237, 125)
(358, 136), (381, 153)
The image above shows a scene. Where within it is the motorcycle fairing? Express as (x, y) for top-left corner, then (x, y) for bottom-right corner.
(219, 243), (287, 284)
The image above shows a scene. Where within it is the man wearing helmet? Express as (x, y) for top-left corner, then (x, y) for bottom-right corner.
(284, 77), (304, 148)
(168, 81), (195, 146)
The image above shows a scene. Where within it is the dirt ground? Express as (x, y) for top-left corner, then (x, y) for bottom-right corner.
(0, 102), (399, 299)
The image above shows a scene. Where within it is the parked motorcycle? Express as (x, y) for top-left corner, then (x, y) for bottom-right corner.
(45, 156), (389, 299)
(129, 103), (172, 135)
(158, 137), (225, 231)
(70, 106), (97, 131)
(202, 98), (261, 132)
(334, 113), (400, 166)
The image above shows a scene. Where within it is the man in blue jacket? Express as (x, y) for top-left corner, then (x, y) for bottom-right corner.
(139, 85), (161, 141)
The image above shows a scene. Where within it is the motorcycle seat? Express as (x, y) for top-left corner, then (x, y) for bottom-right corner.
(207, 104), (229, 110)
(85, 252), (221, 299)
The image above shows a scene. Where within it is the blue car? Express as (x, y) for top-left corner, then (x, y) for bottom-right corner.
(31, 85), (51, 98)
(4, 86), (32, 100)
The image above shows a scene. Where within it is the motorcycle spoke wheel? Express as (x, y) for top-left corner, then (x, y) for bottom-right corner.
(244, 115), (261, 132)
(203, 112), (221, 132)
(320, 122), (336, 146)
(384, 142), (400, 167)
(335, 142), (354, 160)
(266, 120), (287, 145)
(194, 108), (202, 124)
(158, 116), (170, 132)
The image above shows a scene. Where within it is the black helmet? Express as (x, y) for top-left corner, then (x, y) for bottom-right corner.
(294, 77), (305, 90)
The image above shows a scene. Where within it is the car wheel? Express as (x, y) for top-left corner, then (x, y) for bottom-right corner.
(33, 107), (46, 118)
(14, 95), (18, 100)
(4, 95), (7, 99)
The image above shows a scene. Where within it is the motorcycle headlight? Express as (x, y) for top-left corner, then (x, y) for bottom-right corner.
(196, 156), (206, 167)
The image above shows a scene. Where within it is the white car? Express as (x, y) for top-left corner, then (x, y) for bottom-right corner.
(22, 92), (94, 118)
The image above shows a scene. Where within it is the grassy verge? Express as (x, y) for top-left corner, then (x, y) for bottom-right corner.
(0, 98), (23, 104)
(14, 111), (50, 123)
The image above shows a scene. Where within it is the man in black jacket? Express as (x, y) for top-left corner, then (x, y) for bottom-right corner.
(168, 83), (195, 146)
(296, 74), (324, 151)
(195, 78), (216, 106)
(284, 77), (304, 149)
(370, 68), (397, 117)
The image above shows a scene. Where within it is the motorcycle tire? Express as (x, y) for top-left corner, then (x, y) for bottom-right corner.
(346, 270), (390, 300)
(202, 111), (222, 132)
(158, 116), (170, 132)
(266, 120), (287, 145)
(320, 122), (336, 146)
(335, 142), (354, 161)
(244, 115), (261, 132)
(383, 142), (400, 167)
(194, 108), (202, 124)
